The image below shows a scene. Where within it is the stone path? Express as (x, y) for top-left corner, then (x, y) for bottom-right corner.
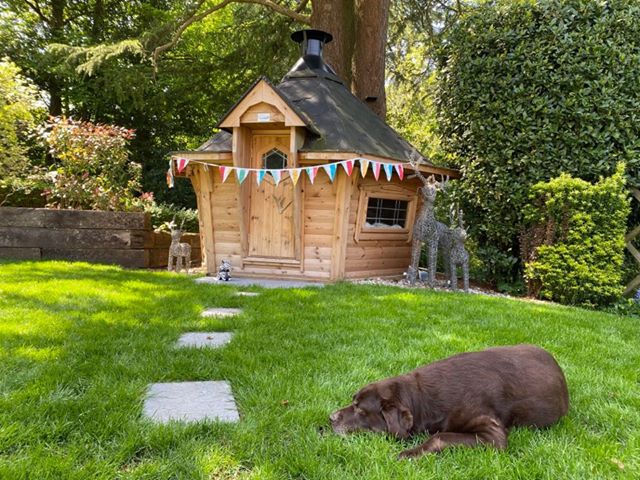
(201, 307), (242, 318)
(236, 291), (260, 297)
(195, 276), (324, 289)
(143, 381), (239, 423)
(176, 332), (233, 349)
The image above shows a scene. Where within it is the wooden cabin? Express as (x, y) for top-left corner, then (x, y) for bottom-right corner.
(172, 30), (457, 282)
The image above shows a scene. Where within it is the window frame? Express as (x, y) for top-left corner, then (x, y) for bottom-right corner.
(354, 184), (418, 243)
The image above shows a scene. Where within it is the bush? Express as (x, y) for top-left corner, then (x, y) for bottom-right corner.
(41, 117), (140, 211)
(436, 0), (640, 284)
(523, 164), (630, 307)
(137, 195), (199, 233)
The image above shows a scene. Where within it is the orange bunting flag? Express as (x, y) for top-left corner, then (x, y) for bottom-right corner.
(359, 159), (369, 177)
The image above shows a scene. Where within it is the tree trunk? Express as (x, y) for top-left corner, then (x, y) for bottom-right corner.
(352, 0), (390, 118)
(310, 0), (388, 119)
(48, 0), (66, 116)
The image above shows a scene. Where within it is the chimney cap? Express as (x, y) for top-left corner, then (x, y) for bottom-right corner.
(291, 29), (333, 45)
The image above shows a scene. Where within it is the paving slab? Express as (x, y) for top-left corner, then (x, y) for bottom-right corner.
(235, 291), (260, 297)
(201, 308), (242, 318)
(176, 332), (233, 349)
(143, 381), (239, 424)
(195, 276), (324, 289)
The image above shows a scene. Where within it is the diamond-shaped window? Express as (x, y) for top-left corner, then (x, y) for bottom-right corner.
(262, 148), (287, 170)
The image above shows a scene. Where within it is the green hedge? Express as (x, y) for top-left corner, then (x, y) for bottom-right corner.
(436, 0), (640, 284)
(523, 164), (629, 307)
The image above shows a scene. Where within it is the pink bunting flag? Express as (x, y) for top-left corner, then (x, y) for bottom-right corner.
(306, 166), (319, 184)
(176, 157), (189, 173)
(359, 159), (369, 177)
(342, 159), (354, 176)
(394, 163), (404, 180)
(372, 161), (381, 181)
(219, 166), (232, 183)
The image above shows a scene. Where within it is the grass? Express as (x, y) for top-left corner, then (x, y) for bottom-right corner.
(0, 260), (638, 479)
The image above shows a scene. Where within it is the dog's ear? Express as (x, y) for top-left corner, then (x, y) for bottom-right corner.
(381, 399), (413, 439)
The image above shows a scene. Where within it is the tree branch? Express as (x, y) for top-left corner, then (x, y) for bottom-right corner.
(295, 0), (310, 13)
(152, 0), (311, 71)
(23, 0), (50, 24)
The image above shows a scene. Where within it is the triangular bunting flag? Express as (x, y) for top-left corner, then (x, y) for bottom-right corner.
(219, 166), (232, 183)
(289, 168), (301, 185)
(236, 168), (248, 184)
(306, 166), (319, 184)
(383, 163), (394, 181)
(372, 161), (381, 181)
(322, 163), (337, 182)
(256, 170), (266, 185)
(270, 169), (282, 185)
(342, 159), (354, 176)
(176, 157), (189, 173)
(394, 163), (404, 180)
(166, 168), (174, 188)
(203, 164), (209, 172)
(359, 159), (369, 177)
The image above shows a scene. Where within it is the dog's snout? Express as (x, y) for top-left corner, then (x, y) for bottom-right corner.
(329, 411), (341, 423)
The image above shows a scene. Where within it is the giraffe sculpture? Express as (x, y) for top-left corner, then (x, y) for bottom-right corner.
(407, 158), (450, 286)
(167, 218), (191, 274)
(448, 208), (470, 292)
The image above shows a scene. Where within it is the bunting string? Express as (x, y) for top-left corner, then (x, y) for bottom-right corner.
(167, 156), (423, 189)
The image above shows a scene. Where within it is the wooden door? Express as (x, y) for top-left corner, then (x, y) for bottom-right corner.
(248, 134), (295, 259)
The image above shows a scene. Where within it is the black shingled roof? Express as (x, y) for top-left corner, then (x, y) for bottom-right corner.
(195, 53), (430, 165)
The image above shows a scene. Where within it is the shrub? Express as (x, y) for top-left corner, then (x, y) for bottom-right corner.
(523, 164), (630, 307)
(436, 0), (640, 283)
(144, 200), (199, 233)
(41, 117), (140, 211)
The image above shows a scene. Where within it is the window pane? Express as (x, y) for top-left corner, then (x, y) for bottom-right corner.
(365, 197), (408, 228)
(262, 148), (287, 170)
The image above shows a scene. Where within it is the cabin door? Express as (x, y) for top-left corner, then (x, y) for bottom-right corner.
(248, 134), (295, 259)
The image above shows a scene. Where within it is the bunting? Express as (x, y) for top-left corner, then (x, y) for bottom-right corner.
(176, 157), (189, 173)
(322, 163), (337, 182)
(383, 163), (394, 181)
(169, 156), (430, 189)
(236, 168), (249, 184)
(306, 166), (319, 184)
(359, 159), (370, 177)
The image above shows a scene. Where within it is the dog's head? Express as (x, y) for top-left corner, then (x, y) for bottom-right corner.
(329, 382), (414, 439)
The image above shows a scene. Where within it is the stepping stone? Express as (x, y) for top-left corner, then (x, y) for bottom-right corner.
(201, 308), (242, 318)
(236, 291), (260, 297)
(176, 332), (233, 349)
(143, 381), (239, 424)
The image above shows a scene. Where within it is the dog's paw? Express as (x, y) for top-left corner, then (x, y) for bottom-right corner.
(398, 448), (423, 460)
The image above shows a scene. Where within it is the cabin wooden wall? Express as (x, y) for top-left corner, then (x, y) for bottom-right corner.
(344, 175), (421, 279)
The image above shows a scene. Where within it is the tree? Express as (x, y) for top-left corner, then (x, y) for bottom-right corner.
(436, 0), (640, 285)
(0, 59), (44, 205)
(152, 0), (391, 118)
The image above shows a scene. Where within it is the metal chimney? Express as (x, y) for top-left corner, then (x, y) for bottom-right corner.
(289, 29), (337, 76)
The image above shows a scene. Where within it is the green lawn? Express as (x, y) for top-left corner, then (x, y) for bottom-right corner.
(0, 261), (638, 479)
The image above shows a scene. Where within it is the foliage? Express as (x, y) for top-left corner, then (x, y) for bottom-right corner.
(138, 194), (200, 232)
(0, 59), (44, 205)
(436, 0), (640, 283)
(41, 116), (140, 211)
(523, 164), (630, 307)
(1, 260), (639, 478)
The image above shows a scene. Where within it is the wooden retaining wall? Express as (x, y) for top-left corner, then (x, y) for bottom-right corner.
(0, 207), (200, 269)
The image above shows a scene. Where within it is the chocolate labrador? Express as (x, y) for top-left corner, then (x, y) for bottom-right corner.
(329, 344), (569, 458)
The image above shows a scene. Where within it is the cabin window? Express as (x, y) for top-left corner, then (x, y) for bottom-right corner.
(365, 197), (408, 229)
(262, 148), (288, 170)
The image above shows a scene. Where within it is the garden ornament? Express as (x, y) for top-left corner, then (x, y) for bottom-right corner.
(407, 156), (451, 286)
(167, 217), (191, 274)
(448, 207), (470, 292)
(217, 260), (232, 281)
